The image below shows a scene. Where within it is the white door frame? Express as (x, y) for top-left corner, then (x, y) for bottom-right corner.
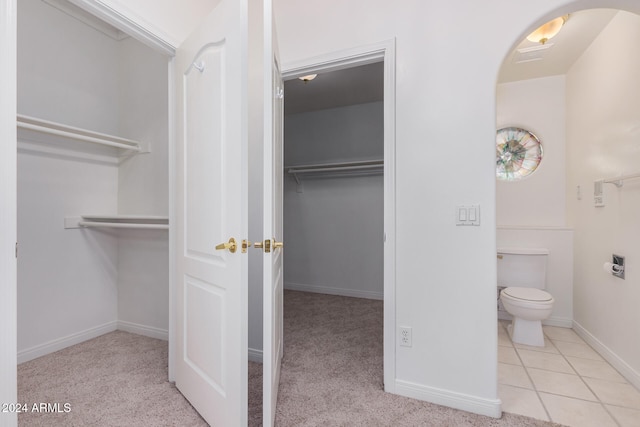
(0, 1), (18, 426)
(281, 39), (397, 392)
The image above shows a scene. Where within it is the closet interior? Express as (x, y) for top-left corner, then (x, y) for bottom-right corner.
(283, 62), (385, 300)
(17, 0), (170, 363)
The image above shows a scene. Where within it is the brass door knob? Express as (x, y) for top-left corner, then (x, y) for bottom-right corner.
(215, 237), (237, 253)
(253, 239), (282, 252)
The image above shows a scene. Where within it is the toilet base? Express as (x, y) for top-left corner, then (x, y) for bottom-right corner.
(508, 318), (545, 347)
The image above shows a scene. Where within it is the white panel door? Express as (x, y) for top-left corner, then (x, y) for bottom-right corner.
(174, 0), (248, 425)
(262, 2), (284, 425)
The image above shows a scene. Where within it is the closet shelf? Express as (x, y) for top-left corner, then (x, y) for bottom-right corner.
(17, 114), (147, 153)
(64, 215), (169, 230)
(286, 160), (383, 185)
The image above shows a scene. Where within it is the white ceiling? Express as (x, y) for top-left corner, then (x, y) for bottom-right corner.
(284, 62), (384, 115)
(498, 9), (618, 83)
(284, 9), (619, 115)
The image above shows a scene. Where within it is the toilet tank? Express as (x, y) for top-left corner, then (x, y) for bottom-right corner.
(497, 248), (548, 289)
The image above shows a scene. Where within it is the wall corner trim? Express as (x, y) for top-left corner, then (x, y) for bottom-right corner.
(117, 321), (168, 341)
(395, 379), (502, 418)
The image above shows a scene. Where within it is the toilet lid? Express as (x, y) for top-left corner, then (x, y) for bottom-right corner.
(502, 287), (552, 302)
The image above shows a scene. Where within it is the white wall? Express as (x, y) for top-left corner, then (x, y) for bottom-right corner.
(496, 76), (573, 326)
(6, 0), (640, 424)
(117, 37), (169, 215)
(16, 0), (170, 361)
(117, 230), (169, 337)
(566, 10), (640, 386)
(273, 0), (640, 416)
(283, 102), (384, 299)
(275, 0), (506, 413)
(17, 0), (121, 359)
(285, 102), (384, 165)
(496, 76), (566, 227)
(116, 37), (169, 337)
(18, 0), (120, 133)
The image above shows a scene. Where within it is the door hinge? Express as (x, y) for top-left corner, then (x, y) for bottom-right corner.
(15, 242), (18, 258)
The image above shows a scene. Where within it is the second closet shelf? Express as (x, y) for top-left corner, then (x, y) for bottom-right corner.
(64, 215), (169, 230)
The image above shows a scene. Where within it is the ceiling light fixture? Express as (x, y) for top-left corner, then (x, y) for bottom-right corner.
(298, 74), (318, 83)
(526, 15), (569, 45)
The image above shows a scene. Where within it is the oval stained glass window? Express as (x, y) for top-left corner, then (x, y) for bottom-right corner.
(496, 127), (543, 181)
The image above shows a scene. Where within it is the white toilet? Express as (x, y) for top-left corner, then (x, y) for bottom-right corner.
(498, 248), (554, 347)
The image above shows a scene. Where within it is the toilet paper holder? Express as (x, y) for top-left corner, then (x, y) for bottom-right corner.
(604, 254), (625, 280)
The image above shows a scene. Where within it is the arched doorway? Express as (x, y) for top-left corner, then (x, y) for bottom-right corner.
(495, 3), (640, 426)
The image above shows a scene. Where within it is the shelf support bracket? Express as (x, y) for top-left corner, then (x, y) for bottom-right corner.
(291, 172), (303, 193)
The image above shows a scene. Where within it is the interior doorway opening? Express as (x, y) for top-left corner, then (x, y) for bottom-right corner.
(278, 39), (397, 400)
(283, 61), (384, 301)
(495, 7), (640, 425)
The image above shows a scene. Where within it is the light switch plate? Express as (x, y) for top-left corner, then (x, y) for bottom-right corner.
(594, 180), (605, 207)
(469, 205), (480, 225)
(456, 205), (480, 226)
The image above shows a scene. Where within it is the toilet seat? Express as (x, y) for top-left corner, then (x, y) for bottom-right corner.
(502, 287), (553, 302)
(501, 287), (554, 311)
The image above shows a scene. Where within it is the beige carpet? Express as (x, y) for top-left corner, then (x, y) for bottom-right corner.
(18, 330), (207, 426)
(17, 291), (565, 426)
(272, 290), (564, 426)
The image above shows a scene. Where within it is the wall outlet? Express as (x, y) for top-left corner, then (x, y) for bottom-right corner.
(399, 326), (412, 347)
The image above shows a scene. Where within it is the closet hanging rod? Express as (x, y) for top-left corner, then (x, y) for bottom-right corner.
(17, 114), (142, 152)
(286, 160), (383, 174)
(77, 221), (169, 230)
(603, 172), (640, 187)
(286, 160), (383, 188)
(288, 164), (383, 174)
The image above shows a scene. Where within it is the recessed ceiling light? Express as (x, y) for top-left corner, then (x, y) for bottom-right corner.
(526, 15), (569, 45)
(298, 74), (318, 83)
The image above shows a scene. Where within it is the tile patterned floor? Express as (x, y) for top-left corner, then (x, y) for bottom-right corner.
(498, 321), (640, 427)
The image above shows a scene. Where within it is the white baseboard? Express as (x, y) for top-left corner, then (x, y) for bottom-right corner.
(395, 379), (501, 418)
(573, 320), (640, 390)
(284, 282), (383, 300)
(248, 347), (263, 363)
(498, 310), (573, 328)
(543, 316), (573, 328)
(117, 321), (168, 341)
(18, 321), (118, 364)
